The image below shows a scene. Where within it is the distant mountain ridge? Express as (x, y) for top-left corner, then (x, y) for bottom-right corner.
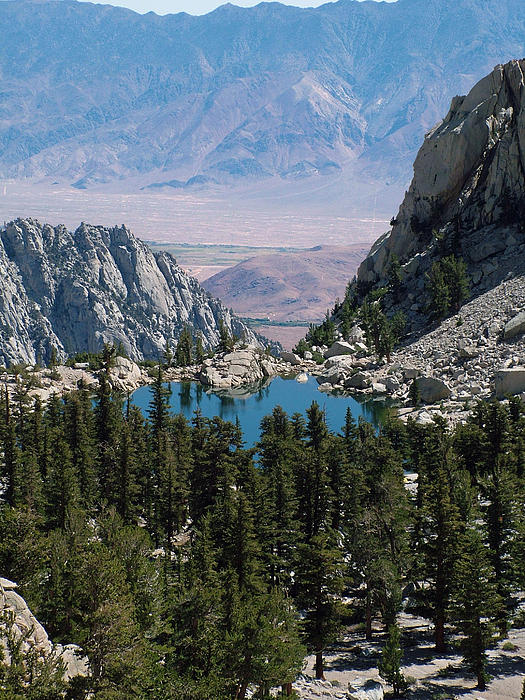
(0, 218), (261, 366)
(0, 0), (524, 211)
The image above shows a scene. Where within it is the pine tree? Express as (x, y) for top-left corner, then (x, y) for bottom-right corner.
(480, 462), (518, 633)
(426, 260), (450, 321)
(221, 585), (304, 700)
(450, 528), (501, 690)
(94, 358), (123, 503)
(44, 435), (80, 530)
(295, 402), (330, 540)
(116, 421), (140, 523)
(175, 326), (193, 367)
(195, 332), (205, 364)
(418, 428), (462, 652)
(164, 339), (173, 368)
(148, 365), (172, 443)
(294, 532), (344, 679)
(49, 345), (58, 369)
(408, 378), (420, 407)
(387, 254), (404, 303)
(1, 389), (20, 506)
(258, 407), (298, 587)
(217, 319), (234, 353)
(75, 543), (149, 697)
(346, 432), (409, 640)
(441, 255), (470, 313)
(378, 624), (408, 697)
(64, 391), (97, 509)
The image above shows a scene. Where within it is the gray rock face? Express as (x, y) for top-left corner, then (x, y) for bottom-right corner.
(504, 312), (525, 340)
(358, 59), (525, 295)
(0, 218), (261, 365)
(0, 577), (88, 682)
(495, 368), (525, 399)
(416, 377), (452, 404)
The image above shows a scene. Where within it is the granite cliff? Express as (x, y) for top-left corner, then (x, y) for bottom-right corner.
(0, 218), (261, 365)
(308, 59), (525, 416)
(358, 58), (525, 317)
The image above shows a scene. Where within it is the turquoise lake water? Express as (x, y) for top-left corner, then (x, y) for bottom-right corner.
(131, 376), (387, 447)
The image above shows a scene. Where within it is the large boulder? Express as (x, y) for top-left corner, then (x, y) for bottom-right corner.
(0, 577), (88, 681)
(109, 356), (143, 390)
(200, 347), (280, 388)
(504, 312), (525, 340)
(325, 355), (356, 369)
(324, 341), (354, 359)
(345, 371), (370, 390)
(280, 351), (302, 366)
(416, 376), (452, 403)
(316, 369), (344, 386)
(347, 679), (384, 700)
(495, 368), (525, 398)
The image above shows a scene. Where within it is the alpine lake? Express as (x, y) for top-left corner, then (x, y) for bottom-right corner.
(131, 375), (389, 447)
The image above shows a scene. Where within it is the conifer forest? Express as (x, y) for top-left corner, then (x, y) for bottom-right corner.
(1, 356), (525, 699)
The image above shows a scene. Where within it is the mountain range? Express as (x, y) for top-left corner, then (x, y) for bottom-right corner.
(1, 0), (524, 216)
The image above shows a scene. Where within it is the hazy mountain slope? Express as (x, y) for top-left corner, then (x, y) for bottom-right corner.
(0, 0), (524, 205)
(202, 245), (368, 322)
(0, 218), (261, 365)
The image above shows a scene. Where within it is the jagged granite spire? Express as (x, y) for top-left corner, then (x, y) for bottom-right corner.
(358, 58), (525, 288)
(0, 218), (262, 365)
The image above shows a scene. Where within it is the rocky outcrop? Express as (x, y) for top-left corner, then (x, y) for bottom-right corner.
(0, 577), (88, 682)
(0, 219), (263, 366)
(358, 59), (525, 325)
(198, 346), (290, 390)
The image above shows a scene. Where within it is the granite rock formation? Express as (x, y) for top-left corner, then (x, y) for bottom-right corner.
(358, 58), (525, 299)
(0, 577), (88, 682)
(0, 218), (262, 366)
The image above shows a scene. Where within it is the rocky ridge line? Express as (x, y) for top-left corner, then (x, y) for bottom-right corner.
(0, 218), (265, 366)
(304, 58), (525, 420)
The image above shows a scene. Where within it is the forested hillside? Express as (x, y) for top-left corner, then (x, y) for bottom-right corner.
(1, 353), (525, 697)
